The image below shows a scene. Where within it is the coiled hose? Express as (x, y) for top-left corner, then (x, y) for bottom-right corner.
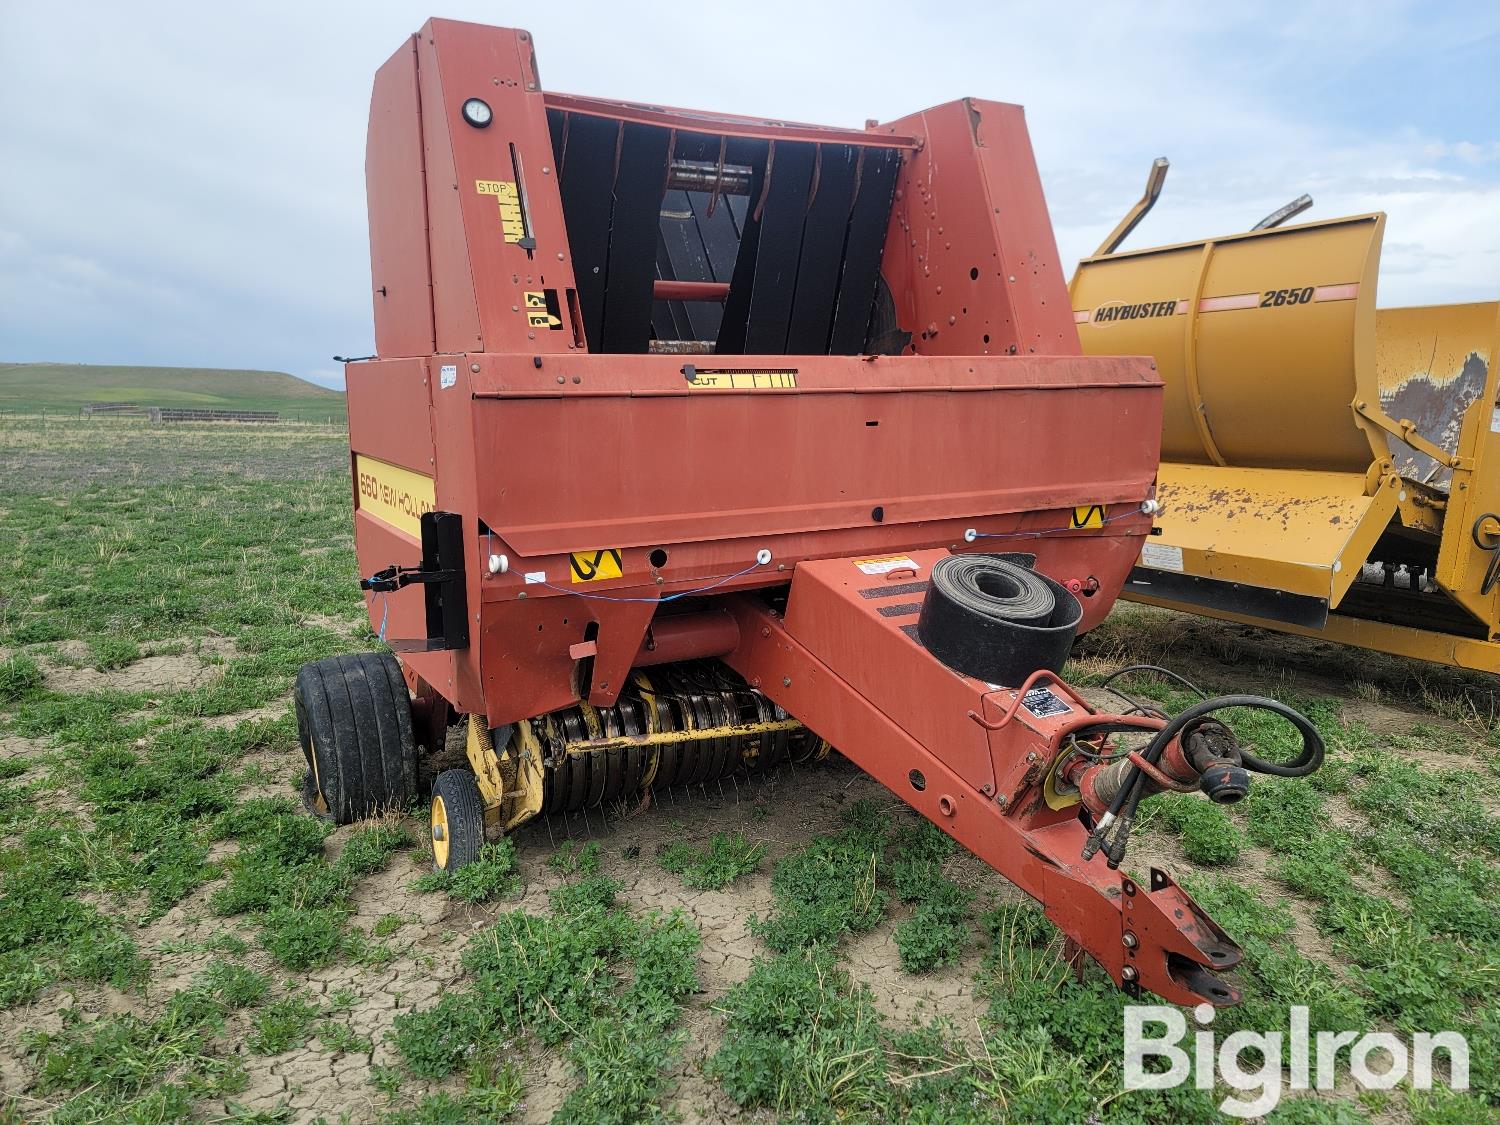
(917, 555), (1083, 686)
(1085, 693), (1324, 866)
(930, 554), (1057, 626)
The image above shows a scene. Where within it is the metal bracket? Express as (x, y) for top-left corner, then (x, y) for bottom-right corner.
(1353, 399), (1463, 471)
(362, 510), (470, 652)
(361, 565), (461, 594)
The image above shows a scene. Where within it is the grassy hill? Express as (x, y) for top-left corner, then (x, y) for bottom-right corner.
(0, 363), (346, 422)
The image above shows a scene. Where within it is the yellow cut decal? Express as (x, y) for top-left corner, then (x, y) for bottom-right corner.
(475, 179), (526, 243)
(685, 369), (798, 390)
(354, 454), (435, 539)
(1070, 505), (1106, 530)
(570, 549), (623, 583)
(524, 289), (563, 330)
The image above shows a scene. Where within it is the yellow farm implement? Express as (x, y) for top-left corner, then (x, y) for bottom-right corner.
(1074, 198), (1500, 672)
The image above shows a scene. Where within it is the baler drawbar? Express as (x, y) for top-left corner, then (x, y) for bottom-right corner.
(296, 17), (1324, 1009)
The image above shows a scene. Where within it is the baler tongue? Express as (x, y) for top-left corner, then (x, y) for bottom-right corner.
(1074, 213), (1500, 670)
(1123, 869), (1243, 1007)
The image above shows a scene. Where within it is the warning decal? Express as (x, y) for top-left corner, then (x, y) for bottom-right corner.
(524, 289), (563, 330)
(475, 179), (526, 243)
(1140, 542), (1185, 573)
(686, 369), (798, 390)
(854, 555), (919, 576)
(1070, 505), (1106, 529)
(1022, 686), (1073, 719)
(570, 549), (623, 583)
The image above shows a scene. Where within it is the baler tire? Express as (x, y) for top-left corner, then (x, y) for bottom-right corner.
(295, 652), (418, 826)
(430, 770), (484, 871)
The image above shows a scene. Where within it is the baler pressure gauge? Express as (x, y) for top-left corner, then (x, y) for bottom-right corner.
(461, 98), (493, 127)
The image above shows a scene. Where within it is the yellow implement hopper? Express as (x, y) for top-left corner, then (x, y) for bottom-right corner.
(1072, 212), (1500, 672)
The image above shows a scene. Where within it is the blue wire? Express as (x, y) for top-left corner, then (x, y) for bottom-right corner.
(970, 510), (1140, 541)
(530, 559), (764, 603)
(364, 576), (390, 642)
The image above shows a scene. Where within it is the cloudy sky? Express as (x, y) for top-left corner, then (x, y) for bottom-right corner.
(2, 1), (1496, 389)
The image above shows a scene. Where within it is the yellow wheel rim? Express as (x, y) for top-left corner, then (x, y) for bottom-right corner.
(431, 795), (451, 869)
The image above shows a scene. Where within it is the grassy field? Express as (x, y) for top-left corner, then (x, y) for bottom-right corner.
(0, 364), (345, 422)
(0, 414), (1497, 1123)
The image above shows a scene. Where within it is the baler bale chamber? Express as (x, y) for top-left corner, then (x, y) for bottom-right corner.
(1072, 206), (1500, 671)
(296, 17), (1325, 1008)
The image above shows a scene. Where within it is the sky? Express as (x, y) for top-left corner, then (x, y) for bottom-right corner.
(1, 1), (1496, 391)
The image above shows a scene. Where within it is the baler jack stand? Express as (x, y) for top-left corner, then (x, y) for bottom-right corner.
(722, 550), (1251, 1007)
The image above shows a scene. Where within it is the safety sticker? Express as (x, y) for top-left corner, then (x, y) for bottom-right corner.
(1070, 504), (1105, 529)
(854, 555), (919, 576)
(1022, 686), (1073, 719)
(524, 289), (563, 330)
(685, 368), (798, 390)
(1140, 542), (1185, 573)
(475, 179), (526, 243)
(570, 549), (623, 583)
(523, 571), (547, 584)
(439, 364), (457, 389)
(1491, 405), (1500, 434)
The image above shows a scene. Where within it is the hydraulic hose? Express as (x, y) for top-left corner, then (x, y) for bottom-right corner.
(1085, 694), (1324, 865)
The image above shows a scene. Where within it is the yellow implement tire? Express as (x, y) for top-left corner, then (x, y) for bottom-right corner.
(430, 770), (484, 871)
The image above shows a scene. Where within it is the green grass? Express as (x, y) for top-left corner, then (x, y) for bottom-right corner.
(657, 830), (765, 889)
(23, 961), (266, 1120)
(391, 867), (701, 1122)
(0, 362), (345, 422)
(3, 415), (1498, 1119)
(750, 799), (891, 950)
(412, 839), (521, 903)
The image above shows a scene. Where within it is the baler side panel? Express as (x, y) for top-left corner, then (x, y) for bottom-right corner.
(466, 353), (1161, 557)
(414, 27), (481, 354)
(417, 19), (583, 355)
(366, 37), (436, 358)
(877, 100), (1078, 359)
(347, 358), (452, 694)
(420, 358), (486, 713)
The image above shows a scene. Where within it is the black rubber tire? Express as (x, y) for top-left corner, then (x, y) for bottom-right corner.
(296, 652), (418, 825)
(917, 554), (1083, 687)
(430, 769), (485, 871)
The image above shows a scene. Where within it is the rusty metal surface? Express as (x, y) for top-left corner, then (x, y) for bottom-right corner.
(1376, 303), (1497, 491)
(1141, 464), (1400, 604)
(877, 99), (1082, 358)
